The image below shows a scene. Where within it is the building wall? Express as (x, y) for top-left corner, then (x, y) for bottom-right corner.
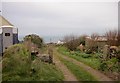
(85, 37), (107, 53)
(0, 34), (2, 55)
(2, 27), (13, 52)
(13, 28), (18, 44)
(13, 34), (19, 44)
(97, 41), (107, 48)
(85, 38), (93, 47)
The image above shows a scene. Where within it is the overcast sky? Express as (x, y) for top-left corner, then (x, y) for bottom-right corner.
(0, 0), (119, 38)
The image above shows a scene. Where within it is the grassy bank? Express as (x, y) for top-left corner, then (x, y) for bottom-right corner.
(2, 44), (64, 81)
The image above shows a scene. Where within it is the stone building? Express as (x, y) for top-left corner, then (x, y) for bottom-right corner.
(85, 36), (107, 52)
(0, 15), (18, 55)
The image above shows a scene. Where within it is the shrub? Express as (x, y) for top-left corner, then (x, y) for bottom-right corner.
(24, 34), (43, 48)
(99, 62), (108, 71)
(63, 35), (80, 51)
(81, 54), (91, 58)
(85, 49), (93, 54)
(99, 58), (119, 72)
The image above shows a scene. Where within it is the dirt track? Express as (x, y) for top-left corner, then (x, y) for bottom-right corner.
(54, 49), (113, 81)
(53, 50), (78, 81)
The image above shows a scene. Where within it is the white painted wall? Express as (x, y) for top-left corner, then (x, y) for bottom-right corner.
(2, 27), (13, 52)
(13, 28), (18, 34)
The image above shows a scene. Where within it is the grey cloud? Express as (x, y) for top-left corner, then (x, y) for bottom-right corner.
(1, 2), (118, 37)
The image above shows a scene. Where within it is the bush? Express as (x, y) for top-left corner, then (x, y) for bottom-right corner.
(64, 35), (80, 51)
(99, 58), (119, 72)
(24, 34), (43, 48)
(99, 62), (108, 71)
(85, 49), (93, 54)
(81, 54), (91, 58)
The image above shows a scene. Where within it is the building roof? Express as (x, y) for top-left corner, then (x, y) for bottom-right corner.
(95, 36), (107, 41)
(86, 36), (107, 42)
(0, 15), (13, 27)
(0, 15), (18, 34)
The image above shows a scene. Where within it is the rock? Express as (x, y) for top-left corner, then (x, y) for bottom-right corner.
(39, 54), (53, 63)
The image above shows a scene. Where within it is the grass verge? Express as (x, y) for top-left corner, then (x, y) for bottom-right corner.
(57, 46), (101, 70)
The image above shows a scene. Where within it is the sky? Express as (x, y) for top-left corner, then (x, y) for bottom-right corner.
(0, 0), (119, 41)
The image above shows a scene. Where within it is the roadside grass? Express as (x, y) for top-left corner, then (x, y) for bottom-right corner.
(68, 55), (101, 70)
(2, 44), (64, 81)
(30, 59), (64, 81)
(3, 60), (64, 81)
(57, 46), (120, 81)
(58, 55), (98, 81)
(57, 46), (101, 70)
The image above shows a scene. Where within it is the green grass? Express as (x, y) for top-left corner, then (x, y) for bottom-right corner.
(58, 55), (98, 81)
(28, 59), (64, 81)
(2, 44), (64, 81)
(3, 60), (64, 81)
(57, 46), (120, 81)
(57, 46), (101, 70)
(68, 55), (101, 70)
